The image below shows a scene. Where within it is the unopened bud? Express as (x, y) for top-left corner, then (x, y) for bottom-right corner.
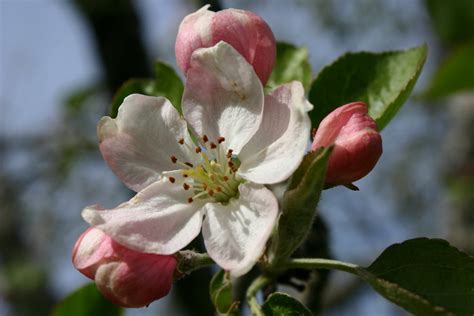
(175, 5), (276, 84)
(72, 228), (176, 308)
(311, 102), (383, 185)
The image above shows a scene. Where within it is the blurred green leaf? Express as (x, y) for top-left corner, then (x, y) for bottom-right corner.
(423, 42), (474, 99)
(262, 293), (311, 316)
(308, 44), (427, 130)
(209, 270), (238, 315)
(110, 60), (183, 118)
(269, 147), (332, 266)
(267, 42), (312, 91)
(357, 238), (474, 315)
(51, 283), (122, 316)
(425, 0), (474, 46)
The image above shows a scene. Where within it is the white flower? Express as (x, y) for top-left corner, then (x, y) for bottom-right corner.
(83, 42), (312, 276)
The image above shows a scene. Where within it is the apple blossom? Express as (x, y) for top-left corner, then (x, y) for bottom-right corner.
(175, 5), (276, 85)
(311, 102), (383, 185)
(82, 42), (312, 276)
(72, 228), (176, 308)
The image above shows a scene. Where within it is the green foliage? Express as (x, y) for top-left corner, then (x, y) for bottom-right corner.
(269, 147), (332, 266)
(262, 293), (311, 316)
(423, 43), (474, 99)
(267, 42), (312, 91)
(209, 270), (238, 315)
(308, 44), (427, 130)
(425, 0), (474, 46)
(110, 60), (184, 118)
(51, 283), (122, 316)
(357, 238), (474, 315)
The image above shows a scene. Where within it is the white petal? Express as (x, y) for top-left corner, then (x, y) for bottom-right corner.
(238, 82), (313, 184)
(82, 179), (205, 255)
(182, 42), (264, 154)
(98, 94), (197, 192)
(202, 183), (278, 276)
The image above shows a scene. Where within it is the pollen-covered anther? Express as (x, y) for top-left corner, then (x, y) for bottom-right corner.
(226, 149), (233, 158)
(223, 176), (229, 182)
(217, 136), (225, 144)
(195, 147), (202, 153)
(185, 162), (194, 168)
(210, 142), (217, 149)
(169, 177), (176, 183)
(216, 186), (222, 192)
(208, 189), (214, 196)
(183, 183), (190, 190)
(202, 135), (209, 143)
(178, 138), (185, 145)
(170, 155), (178, 163)
(187, 197), (193, 203)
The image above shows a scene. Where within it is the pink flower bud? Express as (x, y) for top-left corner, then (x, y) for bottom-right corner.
(72, 228), (177, 308)
(311, 102), (383, 185)
(175, 5), (276, 84)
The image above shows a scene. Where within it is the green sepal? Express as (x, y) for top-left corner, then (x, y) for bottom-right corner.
(209, 270), (239, 315)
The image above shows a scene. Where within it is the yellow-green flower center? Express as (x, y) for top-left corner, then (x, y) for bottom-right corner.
(167, 135), (242, 204)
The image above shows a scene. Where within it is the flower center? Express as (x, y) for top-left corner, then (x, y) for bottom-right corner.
(166, 135), (242, 204)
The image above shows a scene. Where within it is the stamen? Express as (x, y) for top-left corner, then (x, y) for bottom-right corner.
(183, 183), (190, 190)
(169, 177), (176, 183)
(170, 155), (178, 163)
(208, 189), (214, 196)
(217, 136), (225, 144)
(223, 176), (229, 182)
(210, 142), (217, 149)
(216, 186), (222, 192)
(178, 138), (185, 145)
(202, 135), (209, 143)
(185, 162), (194, 168)
(226, 149), (233, 158)
(187, 197), (193, 203)
(195, 147), (202, 153)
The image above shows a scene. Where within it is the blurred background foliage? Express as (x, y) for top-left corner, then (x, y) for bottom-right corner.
(0, 0), (473, 315)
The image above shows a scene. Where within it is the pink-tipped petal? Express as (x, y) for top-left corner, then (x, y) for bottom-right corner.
(311, 102), (383, 184)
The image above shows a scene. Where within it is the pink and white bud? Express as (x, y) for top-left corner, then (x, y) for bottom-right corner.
(72, 228), (177, 308)
(311, 102), (383, 185)
(175, 5), (276, 84)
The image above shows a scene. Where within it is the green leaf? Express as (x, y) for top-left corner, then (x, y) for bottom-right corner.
(51, 283), (122, 316)
(308, 44), (427, 130)
(423, 42), (474, 99)
(262, 293), (311, 316)
(357, 238), (474, 316)
(267, 42), (312, 91)
(269, 147), (332, 266)
(425, 0), (474, 46)
(110, 60), (183, 118)
(209, 270), (238, 315)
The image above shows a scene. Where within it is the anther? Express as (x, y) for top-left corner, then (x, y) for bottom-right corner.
(217, 136), (225, 144)
(210, 142), (217, 149)
(178, 138), (185, 145)
(185, 162), (194, 168)
(169, 177), (176, 183)
(208, 189), (214, 196)
(195, 147), (202, 153)
(202, 135), (209, 143)
(187, 197), (193, 203)
(226, 149), (233, 158)
(170, 155), (178, 163)
(183, 183), (190, 190)
(223, 176), (229, 182)
(183, 173), (188, 178)
(216, 186), (222, 192)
